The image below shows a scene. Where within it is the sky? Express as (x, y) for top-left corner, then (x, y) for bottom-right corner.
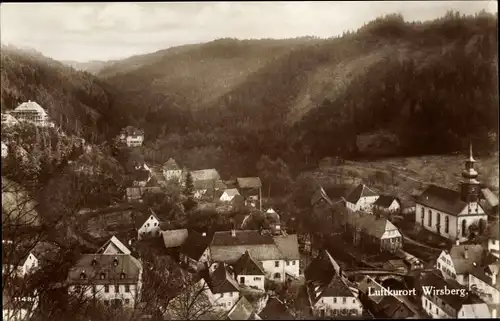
(0, 1), (497, 62)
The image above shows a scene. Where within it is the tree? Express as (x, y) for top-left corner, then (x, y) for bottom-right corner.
(183, 172), (197, 212)
(257, 155), (293, 197)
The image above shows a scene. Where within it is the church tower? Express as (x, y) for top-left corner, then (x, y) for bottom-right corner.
(460, 143), (481, 203)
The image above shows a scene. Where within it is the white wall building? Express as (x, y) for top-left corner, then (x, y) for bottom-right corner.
(201, 263), (240, 311)
(162, 158), (183, 182)
(119, 126), (144, 147)
(135, 211), (162, 240)
(468, 261), (499, 312)
(345, 184), (379, 213)
(436, 244), (488, 286)
(415, 145), (488, 242)
(220, 189), (241, 202)
(96, 236), (131, 255)
(1, 113), (20, 127)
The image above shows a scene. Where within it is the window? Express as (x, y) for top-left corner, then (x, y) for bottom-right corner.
(240, 276), (245, 284)
(333, 298), (337, 303)
(125, 285), (130, 292)
(462, 220), (467, 237)
(120, 272), (126, 279)
(275, 261), (279, 267)
(428, 210), (432, 226)
(115, 285), (119, 293)
(221, 293), (224, 298)
(437, 262), (441, 269)
(125, 299), (130, 305)
(253, 277), (260, 281)
(229, 292), (233, 297)
(292, 261), (296, 265)
(227, 302), (232, 307)
(352, 299), (356, 304)
(343, 297), (346, 304)
(436, 308), (438, 315)
(286, 261), (290, 266)
(104, 285), (109, 293)
(274, 273), (281, 279)
(445, 216), (449, 233)
(146, 223), (150, 227)
(80, 272), (87, 279)
(100, 273), (106, 279)
(437, 213), (441, 230)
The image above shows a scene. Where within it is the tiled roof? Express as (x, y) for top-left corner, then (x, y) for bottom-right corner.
(373, 195), (400, 208)
(180, 230), (212, 261)
(212, 230), (275, 247)
(190, 169), (220, 181)
(307, 273), (354, 306)
(304, 250), (339, 285)
(448, 244), (487, 274)
(14, 101), (47, 115)
(194, 179), (216, 190)
(161, 229), (189, 249)
(207, 263), (240, 294)
(96, 236), (131, 255)
(377, 296), (414, 319)
(345, 184), (378, 204)
(416, 185), (468, 215)
(163, 158), (180, 171)
(121, 126), (144, 136)
(67, 254), (142, 285)
(259, 297), (294, 320)
(233, 251), (265, 276)
(346, 212), (398, 239)
(131, 168), (150, 182)
(480, 188), (499, 208)
(126, 187), (142, 198)
(469, 260), (500, 287)
(227, 296), (255, 320)
(274, 235), (300, 260)
(237, 177), (262, 189)
(323, 185), (352, 201)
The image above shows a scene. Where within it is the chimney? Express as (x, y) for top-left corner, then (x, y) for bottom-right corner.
(231, 229), (236, 237)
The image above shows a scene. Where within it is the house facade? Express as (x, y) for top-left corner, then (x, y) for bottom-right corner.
(233, 251), (266, 291)
(415, 145), (488, 242)
(2, 248), (39, 278)
(162, 158), (182, 182)
(236, 177), (262, 209)
(202, 263), (241, 311)
(345, 184), (379, 213)
(96, 236), (132, 255)
(135, 212), (162, 240)
(220, 189), (241, 202)
(67, 254), (143, 308)
(468, 261), (499, 311)
(10, 101), (54, 127)
(373, 195), (401, 214)
(119, 126), (144, 147)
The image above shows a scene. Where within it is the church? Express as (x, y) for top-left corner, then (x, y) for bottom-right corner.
(415, 145), (489, 243)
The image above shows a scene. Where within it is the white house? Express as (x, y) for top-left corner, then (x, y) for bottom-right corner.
(421, 271), (491, 319)
(67, 254), (143, 308)
(373, 195), (401, 214)
(96, 236), (131, 255)
(2, 141), (8, 158)
(2, 243), (39, 278)
(220, 189), (241, 202)
(345, 184), (379, 213)
(209, 231), (300, 283)
(468, 260), (499, 314)
(119, 126), (144, 147)
(436, 243), (491, 286)
(162, 158), (183, 182)
(232, 251), (266, 291)
(10, 101), (54, 127)
(415, 145), (488, 242)
(201, 263), (240, 312)
(135, 211), (162, 240)
(305, 251), (363, 318)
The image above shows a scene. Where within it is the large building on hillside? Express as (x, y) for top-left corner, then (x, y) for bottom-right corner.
(10, 101), (54, 128)
(415, 145), (489, 242)
(119, 126), (144, 147)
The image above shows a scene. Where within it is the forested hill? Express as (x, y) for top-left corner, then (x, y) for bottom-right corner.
(93, 12), (497, 176)
(0, 45), (136, 143)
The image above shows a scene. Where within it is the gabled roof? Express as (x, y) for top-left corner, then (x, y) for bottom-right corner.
(96, 236), (131, 255)
(373, 195), (400, 208)
(190, 169), (220, 181)
(480, 188), (499, 208)
(346, 212), (399, 238)
(227, 296), (255, 320)
(470, 260), (500, 288)
(447, 244), (488, 274)
(14, 101), (47, 115)
(307, 273), (354, 306)
(212, 230), (275, 247)
(207, 263), (240, 294)
(222, 188), (241, 198)
(134, 211), (161, 229)
(311, 186), (334, 206)
(180, 230), (213, 261)
(259, 297), (294, 320)
(234, 251), (265, 276)
(237, 177), (262, 189)
(266, 208), (280, 224)
(67, 254), (142, 285)
(416, 185), (467, 215)
(163, 158), (180, 171)
(273, 235), (300, 260)
(161, 229), (189, 249)
(345, 184), (378, 204)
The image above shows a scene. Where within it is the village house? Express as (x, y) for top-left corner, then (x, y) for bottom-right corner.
(209, 230), (300, 283)
(2, 141), (8, 158)
(304, 250), (363, 318)
(135, 210), (162, 240)
(220, 188), (241, 202)
(160, 228), (189, 259)
(1, 112), (19, 127)
(67, 254), (143, 309)
(357, 276), (415, 319)
(419, 271), (491, 318)
(345, 183), (379, 213)
(119, 126), (144, 147)
(200, 263), (241, 312)
(226, 296), (260, 320)
(344, 211), (403, 253)
(10, 101), (54, 127)
(2, 242), (39, 278)
(126, 186), (163, 202)
(162, 158), (183, 182)
(96, 236), (132, 255)
(468, 260), (499, 316)
(232, 251), (266, 291)
(415, 145), (488, 242)
(436, 243), (497, 286)
(311, 186), (335, 208)
(237, 177), (262, 209)
(179, 230), (213, 271)
(373, 195), (402, 214)
(258, 296), (295, 320)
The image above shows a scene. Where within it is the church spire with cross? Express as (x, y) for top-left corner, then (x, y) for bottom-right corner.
(460, 142), (480, 202)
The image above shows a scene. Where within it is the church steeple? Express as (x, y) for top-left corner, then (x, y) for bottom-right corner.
(460, 142), (480, 203)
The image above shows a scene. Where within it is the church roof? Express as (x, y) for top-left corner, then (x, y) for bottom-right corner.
(416, 185), (468, 215)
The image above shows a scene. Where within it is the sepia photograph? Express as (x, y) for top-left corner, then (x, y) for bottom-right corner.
(1, 1), (499, 320)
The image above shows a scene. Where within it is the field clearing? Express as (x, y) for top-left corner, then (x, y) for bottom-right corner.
(304, 153), (499, 207)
